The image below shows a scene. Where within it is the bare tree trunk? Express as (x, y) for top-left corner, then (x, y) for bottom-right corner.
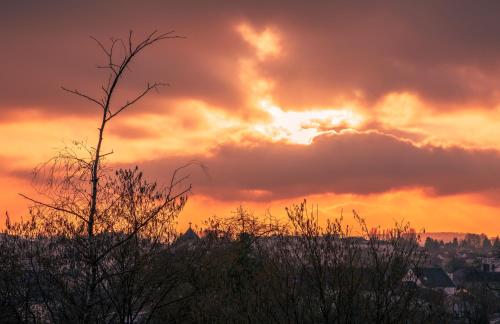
(84, 109), (106, 322)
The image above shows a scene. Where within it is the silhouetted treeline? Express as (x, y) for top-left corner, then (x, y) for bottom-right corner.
(425, 234), (500, 253)
(3, 200), (498, 323)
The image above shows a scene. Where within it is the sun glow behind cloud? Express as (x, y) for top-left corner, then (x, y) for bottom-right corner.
(255, 99), (363, 144)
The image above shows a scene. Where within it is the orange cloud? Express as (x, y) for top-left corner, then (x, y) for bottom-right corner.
(237, 23), (282, 60)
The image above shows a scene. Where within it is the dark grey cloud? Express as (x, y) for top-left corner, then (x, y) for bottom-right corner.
(0, 1), (248, 116)
(137, 131), (500, 201)
(254, 1), (500, 108)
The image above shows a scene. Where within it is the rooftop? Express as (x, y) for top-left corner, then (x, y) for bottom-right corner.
(415, 267), (455, 288)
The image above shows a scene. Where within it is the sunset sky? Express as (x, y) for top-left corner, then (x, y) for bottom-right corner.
(3, 1), (500, 235)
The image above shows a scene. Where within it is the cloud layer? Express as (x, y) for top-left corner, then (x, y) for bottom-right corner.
(4, 0), (500, 120)
(140, 131), (500, 201)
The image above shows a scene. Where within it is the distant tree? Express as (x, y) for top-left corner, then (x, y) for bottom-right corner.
(493, 237), (500, 257)
(425, 237), (440, 251)
(463, 233), (482, 249)
(482, 237), (492, 252)
(493, 236), (500, 248)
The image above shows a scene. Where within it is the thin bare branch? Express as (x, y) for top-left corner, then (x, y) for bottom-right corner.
(89, 36), (110, 57)
(18, 193), (88, 224)
(61, 87), (104, 108)
(106, 82), (167, 121)
(95, 184), (190, 263)
(99, 150), (114, 158)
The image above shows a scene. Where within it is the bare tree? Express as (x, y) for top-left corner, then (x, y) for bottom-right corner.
(262, 201), (428, 324)
(179, 202), (430, 324)
(10, 30), (192, 323)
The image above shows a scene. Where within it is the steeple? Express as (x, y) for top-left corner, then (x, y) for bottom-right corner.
(178, 222), (199, 241)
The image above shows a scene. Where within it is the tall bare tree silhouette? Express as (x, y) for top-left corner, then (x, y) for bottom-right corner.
(15, 30), (195, 323)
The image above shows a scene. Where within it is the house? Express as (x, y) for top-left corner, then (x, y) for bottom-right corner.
(408, 267), (456, 295)
(464, 271), (500, 291)
(481, 257), (500, 272)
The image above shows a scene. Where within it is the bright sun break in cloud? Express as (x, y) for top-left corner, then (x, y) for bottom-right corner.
(255, 99), (363, 144)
